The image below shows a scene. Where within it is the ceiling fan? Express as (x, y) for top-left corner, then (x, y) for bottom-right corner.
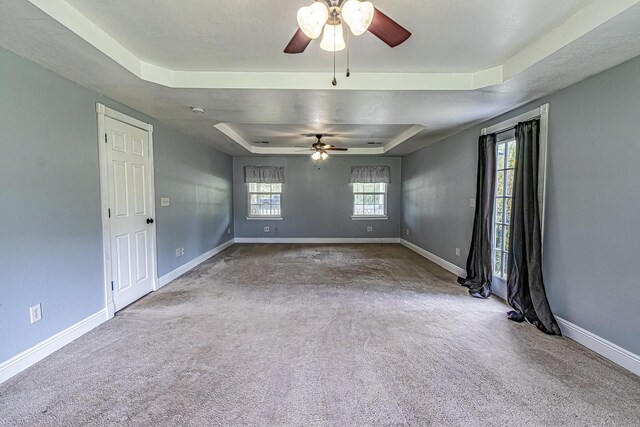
(284, 0), (411, 54)
(307, 134), (348, 160)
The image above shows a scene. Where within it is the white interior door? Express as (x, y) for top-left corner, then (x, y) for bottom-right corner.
(105, 116), (155, 311)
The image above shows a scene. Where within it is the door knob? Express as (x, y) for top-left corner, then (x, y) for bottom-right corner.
(146, 218), (154, 224)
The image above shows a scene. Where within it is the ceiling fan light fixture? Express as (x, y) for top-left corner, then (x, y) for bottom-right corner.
(341, 0), (374, 36)
(297, 2), (329, 39)
(311, 151), (322, 160)
(321, 151), (329, 160)
(320, 22), (346, 52)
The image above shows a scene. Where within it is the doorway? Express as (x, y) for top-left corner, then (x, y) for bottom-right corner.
(97, 104), (158, 315)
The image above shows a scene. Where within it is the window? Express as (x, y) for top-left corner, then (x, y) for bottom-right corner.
(483, 103), (549, 285)
(352, 183), (386, 217)
(493, 138), (516, 279)
(248, 183), (282, 218)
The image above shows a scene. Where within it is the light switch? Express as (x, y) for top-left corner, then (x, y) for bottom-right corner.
(160, 197), (170, 207)
(469, 198), (476, 208)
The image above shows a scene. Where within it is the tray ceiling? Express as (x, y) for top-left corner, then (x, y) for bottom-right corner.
(1, 0), (640, 155)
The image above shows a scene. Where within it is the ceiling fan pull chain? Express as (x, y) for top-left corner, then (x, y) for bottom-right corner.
(346, 30), (351, 77)
(332, 23), (338, 86)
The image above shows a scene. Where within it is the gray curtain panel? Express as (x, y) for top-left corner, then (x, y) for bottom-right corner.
(349, 166), (391, 183)
(244, 166), (285, 183)
(458, 134), (496, 299)
(506, 120), (561, 335)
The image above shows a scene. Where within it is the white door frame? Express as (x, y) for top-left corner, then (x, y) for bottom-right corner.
(96, 103), (159, 318)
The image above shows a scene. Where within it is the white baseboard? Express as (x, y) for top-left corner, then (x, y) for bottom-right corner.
(0, 308), (109, 384)
(234, 237), (401, 244)
(556, 317), (640, 377)
(157, 238), (235, 288)
(400, 239), (466, 278)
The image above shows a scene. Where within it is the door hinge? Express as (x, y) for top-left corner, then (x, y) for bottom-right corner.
(111, 281), (114, 291)
(105, 133), (108, 143)
(108, 208), (111, 218)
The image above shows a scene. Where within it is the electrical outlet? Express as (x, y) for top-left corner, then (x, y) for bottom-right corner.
(264, 226), (270, 233)
(367, 226), (373, 232)
(175, 248), (181, 257)
(30, 304), (42, 324)
(455, 248), (461, 257)
(406, 228), (410, 236)
(160, 197), (170, 207)
(181, 247), (185, 256)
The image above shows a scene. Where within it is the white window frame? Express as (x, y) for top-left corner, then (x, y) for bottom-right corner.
(246, 183), (283, 220)
(351, 182), (389, 220)
(481, 103), (549, 283)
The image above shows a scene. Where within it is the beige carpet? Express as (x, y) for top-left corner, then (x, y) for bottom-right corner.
(1, 244), (639, 426)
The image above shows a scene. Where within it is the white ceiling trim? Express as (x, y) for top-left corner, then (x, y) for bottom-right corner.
(29, 0), (640, 91)
(213, 123), (425, 155)
(504, 0), (640, 80)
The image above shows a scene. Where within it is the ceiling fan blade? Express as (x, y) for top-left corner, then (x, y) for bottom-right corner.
(368, 7), (411, 48)
(284, 28), (313, 54)
(325, 147), (348, 151)
(301, 133), (337, 137)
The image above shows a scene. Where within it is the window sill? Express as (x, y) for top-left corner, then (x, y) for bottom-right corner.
(246, 217), (283, 221)
(351, 216), (389, 221)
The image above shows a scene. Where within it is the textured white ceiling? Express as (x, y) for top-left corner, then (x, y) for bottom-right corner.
(64, 0), (590, 72)
(1, 0), (640, 156)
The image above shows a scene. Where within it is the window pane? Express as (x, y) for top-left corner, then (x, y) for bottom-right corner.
(375, 194), (385, 204)
(502, 252), (509, 280)
(363, 183), (375, 192)
(364, 205), (375, 215)
(364, 195), (375, 204)
(507, 140), (517, 168)
(250, 194), (259, 204)
(505, 198), (512, 225)
(272, 183), (282, 192)
(496, 171), (505, 196)
(248, 183), (258, 191)
(375, 207), (384, 216)
(504, 225), (511, 251)
(376, 183), (386, 192)
(354, 194), (364, 204)
(506, 170), (515, 197)
(354, 206), (364, 215)
(354, 183), (363, 192)
(495, 198), (504, 223)
(495, 224), (504, 249)
(497, 143), (506, 170)
(494, 250), (502, 276)
(250, 205), (261, 215)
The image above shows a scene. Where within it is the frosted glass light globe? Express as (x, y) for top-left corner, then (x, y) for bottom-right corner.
(341, 0), (374, 36)
(320, 23), (346, 52)
(297, 2), (329, 39)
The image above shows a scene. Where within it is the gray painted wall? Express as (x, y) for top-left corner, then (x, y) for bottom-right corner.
(153, 127), (233, 277)
(233, 156), (401, 238)
(402, 54), (640, 355)
(0, 47), (233, 362)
